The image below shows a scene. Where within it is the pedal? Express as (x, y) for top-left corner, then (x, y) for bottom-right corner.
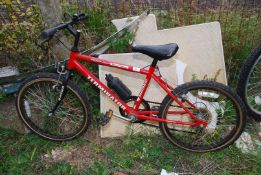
(98, 109), (113, 126)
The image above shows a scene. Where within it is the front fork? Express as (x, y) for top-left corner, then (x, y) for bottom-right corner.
(48, 70), (71, 116)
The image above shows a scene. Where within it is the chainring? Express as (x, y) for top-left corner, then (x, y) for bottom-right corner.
(119, 96), (150, 123)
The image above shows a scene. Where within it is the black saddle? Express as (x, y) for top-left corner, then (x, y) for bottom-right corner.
(132, 43), (179, 61)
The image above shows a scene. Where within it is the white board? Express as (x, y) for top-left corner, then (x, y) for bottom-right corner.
(99, 14), (226, 137)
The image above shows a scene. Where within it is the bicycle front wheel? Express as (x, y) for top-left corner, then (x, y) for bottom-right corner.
(237, 44), (261, 121)
(159, 81), (246, 152)
(16, 73), (92, 141)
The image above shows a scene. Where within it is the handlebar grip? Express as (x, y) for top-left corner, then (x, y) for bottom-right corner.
(40, 22), (68, 39)
(37, 13), (88, 47)
(40, 27), (58, 39)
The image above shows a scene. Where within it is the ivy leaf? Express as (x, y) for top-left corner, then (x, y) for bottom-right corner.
(11, 15), (17, 20)
(4, 0), (12, 5)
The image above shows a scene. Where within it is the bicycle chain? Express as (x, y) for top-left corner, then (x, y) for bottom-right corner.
(136, 99), (194, 128)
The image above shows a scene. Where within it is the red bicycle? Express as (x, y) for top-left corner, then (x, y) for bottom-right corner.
(16, 14), (246, 152)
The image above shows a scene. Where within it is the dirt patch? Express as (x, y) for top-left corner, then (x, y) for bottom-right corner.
(41, 128), (115, 170)
(42, 144), (97, 170)
(0, 98), (28, 133)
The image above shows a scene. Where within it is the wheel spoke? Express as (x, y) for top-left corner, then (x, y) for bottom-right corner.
(160, 81), (244, 152)
(17, 75), (89, 141)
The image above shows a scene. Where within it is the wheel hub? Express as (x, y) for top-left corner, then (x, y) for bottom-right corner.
(193, 107), (212, 125)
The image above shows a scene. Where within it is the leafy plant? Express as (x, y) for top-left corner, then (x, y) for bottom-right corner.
(109, 32), (135, 53)
(0, 0), (46, 71)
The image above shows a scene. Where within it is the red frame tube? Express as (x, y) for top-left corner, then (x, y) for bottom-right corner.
(67, 52), (207, 127)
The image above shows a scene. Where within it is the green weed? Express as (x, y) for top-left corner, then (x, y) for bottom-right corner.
(0, 126), (260, 174)
(0, 127), (77, 174)
(109, 32), (135, 53)
(0, 91), (15, 103)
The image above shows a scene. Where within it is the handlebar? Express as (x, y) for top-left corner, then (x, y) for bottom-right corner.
(38, 13), (88, 47)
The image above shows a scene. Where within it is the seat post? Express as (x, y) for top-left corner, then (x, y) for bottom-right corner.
(151, 59), (158, 67)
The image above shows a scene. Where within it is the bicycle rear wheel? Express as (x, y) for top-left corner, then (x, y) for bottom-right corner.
(237, 44), (261, 121)
(16, 73), (92, 141)
(159, 81), (246, 152)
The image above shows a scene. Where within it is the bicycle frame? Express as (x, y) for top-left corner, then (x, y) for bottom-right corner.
(67, 51), (207, 127)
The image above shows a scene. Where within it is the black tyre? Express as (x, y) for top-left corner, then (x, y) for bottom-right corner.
(237, 44), (261, 121)
(159, 81), (246, 152)
(16, 73), (92, 141)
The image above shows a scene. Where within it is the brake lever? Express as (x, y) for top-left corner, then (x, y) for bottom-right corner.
(78, 13), (88, 20)
(72, 14), (78, 22)
(37, 37), (51, 47)
(71, 13), (87, 23)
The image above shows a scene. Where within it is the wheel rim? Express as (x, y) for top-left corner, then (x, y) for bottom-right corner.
(163, 86), (240, 151)
(245, 54), (261, 115)
(19, 79), (87, 139)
